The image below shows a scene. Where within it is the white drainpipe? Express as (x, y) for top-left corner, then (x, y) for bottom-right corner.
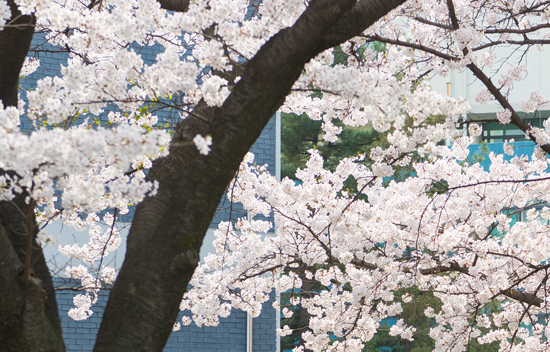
(275, 111), (281, 352)
(247, 312), (254, 352)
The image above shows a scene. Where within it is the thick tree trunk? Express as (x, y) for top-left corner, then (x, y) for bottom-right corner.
(0, 0), (34, 107)
(0, 2), (65, 351)
(0, 193), (65, 352)
(94, 0), (406, 351)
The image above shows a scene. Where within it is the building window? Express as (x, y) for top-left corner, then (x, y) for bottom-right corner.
(480, 110), (550, 143)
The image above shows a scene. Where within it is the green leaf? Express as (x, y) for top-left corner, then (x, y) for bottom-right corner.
(426, 179), (449, 198)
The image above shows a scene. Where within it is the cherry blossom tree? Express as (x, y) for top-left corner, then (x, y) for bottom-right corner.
(0, 0), (406, 351)
(5, 0), (550, 351)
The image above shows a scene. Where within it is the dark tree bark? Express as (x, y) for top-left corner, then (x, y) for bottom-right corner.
(0, 192), (65, 352)
(94, 0), (406, 351)
(0, 2), (65, 350)
(0, 0), (35, 107)
(157, 0), (190, 12)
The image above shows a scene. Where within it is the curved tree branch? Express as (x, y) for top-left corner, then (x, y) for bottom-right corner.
(94, 1), (407, 351)
(313, 0), (406, 54)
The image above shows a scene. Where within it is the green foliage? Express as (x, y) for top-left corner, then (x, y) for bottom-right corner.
(280, 289), (303, 352)
(426, 179), (449, 198)
(281, 112), (384, 180)
(280, 266), (333, 352)
(331, 42), (386, 67)
(469, 140), (489, 165)
(362, 289), (442, 352)
(332, 45), (348, 66)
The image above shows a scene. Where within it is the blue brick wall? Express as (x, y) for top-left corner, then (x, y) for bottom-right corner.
(253, 298), (278, 352)
(28, 32), (278, 352)
(166, 311), (248, 351)
(55, 279), (277, 351)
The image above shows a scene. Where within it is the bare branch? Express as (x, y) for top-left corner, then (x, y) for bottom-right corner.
(419, 261), (471, 276)
(485, 22), (550, 34)
(363, 33), (458, 61)
(504, 289), (543, 307)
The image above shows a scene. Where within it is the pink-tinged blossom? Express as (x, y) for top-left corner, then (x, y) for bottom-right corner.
(521, 90), (548, 113)
(497, 108), (512, 124)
